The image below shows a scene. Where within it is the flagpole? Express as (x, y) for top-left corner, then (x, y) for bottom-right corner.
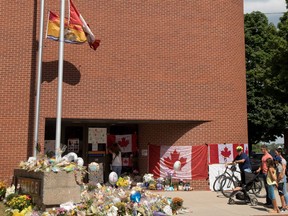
(33, 0), (45, 157)
(55, 0), (65, 161)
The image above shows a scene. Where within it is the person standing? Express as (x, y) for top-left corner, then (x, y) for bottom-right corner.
(109, 143), (122, 177)
(256, 144), (273, 206)
(274, 155), (287, 212)
(266, 158), (280, 213)
(226, 146), (252, 185)
(275, 146), (288, 209)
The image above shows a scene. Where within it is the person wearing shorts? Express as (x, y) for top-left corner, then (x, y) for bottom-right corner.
(275, 155), (287, 212)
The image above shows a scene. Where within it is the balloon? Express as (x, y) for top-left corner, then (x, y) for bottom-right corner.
(76, 157), (84, 166)
(130, 191), (141, 203)
(173, 160), (181, 171)
(88, 162), (100, 172)
(109, 172), (118, 185)
(63, 152), (78, 162)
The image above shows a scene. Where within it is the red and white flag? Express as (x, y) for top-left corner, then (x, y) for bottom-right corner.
(107, 134), (137, 153)
(69, 0), (100, 50)
(122, 157), (132, 167)
(208, 143), (249, 164)
(148, 144), (208, 180)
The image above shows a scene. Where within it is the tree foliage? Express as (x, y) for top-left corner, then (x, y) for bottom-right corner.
(245, 12), (288, 144)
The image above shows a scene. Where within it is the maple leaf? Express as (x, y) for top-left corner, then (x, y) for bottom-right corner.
(163, 150), (187, 170)
(245, 147), (248, 155)
(118, 138), (129, 148)
(221, 147), (231, 158)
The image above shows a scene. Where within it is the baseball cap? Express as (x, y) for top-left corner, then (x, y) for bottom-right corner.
(277, 146), (283, 150)
(274, 156), (282, 163)
(236, 146), (243, 151)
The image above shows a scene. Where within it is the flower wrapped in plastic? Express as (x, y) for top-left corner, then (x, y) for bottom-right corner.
(116, 176), (131, 189)
(143, 173), (154, 183)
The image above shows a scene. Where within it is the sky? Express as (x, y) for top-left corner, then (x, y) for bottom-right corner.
(244, 0), (287, 25)
(244, 0), (286, 144)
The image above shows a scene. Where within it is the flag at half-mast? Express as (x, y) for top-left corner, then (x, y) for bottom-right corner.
(46, 0), (100, 50)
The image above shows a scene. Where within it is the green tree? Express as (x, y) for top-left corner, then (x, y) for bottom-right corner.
(266, 12), (288, 104)
(245, 12), (288, 144)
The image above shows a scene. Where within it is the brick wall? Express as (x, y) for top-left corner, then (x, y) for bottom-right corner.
(0, 0), (247, 189)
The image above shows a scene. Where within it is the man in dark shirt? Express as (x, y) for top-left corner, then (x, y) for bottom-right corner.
(226, 146), (252, 185)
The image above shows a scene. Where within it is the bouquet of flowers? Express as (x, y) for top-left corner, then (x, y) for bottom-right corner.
(143, 173), (154, 183)
(116, 177), (131, 189)
(0, 181), (7, 200)
(5, 194), (32, 211)
(165, 170), (175, 187)
(170, 197), (183, 213)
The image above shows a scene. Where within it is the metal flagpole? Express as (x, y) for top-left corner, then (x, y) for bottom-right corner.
(55, 0), (65, 161)
(33, 0), (45, 157)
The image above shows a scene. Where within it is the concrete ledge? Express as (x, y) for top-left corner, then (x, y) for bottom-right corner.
(14, 169), (81, 207)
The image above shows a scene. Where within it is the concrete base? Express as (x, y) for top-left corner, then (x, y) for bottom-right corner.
(14, 169), (81, 207)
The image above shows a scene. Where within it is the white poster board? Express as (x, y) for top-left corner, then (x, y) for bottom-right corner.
(208, 164), (241, 191)
(88, 128), (107, 144)
(89, 163), (104, 184)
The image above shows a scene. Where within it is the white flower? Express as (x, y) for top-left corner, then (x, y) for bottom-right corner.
(143, 173), (154, 182)
(163, 205), (173, 216)
(5, 185), (15, 198)
(107, 206), (118, 216)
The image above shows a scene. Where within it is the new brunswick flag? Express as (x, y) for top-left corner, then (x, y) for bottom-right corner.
(47, 11), (86, 44)
(47, 0), (100, 50)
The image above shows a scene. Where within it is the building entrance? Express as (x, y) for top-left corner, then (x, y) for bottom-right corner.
(44, 119), (138, 183)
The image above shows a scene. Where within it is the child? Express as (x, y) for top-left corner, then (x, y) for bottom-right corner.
(275, 156), (287, 212)
(266, 158), (280, 213)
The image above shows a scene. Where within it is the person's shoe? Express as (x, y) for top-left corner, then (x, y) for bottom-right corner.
(281, 209), (286, 213)
(264, 202), (272, 205)
(264, 203), (273, 208)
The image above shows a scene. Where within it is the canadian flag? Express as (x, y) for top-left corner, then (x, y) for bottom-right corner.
(107, 134), (137, 153)
(148, 144), (208, 180)
(208, 143), (249, 164)
(122, 157), (132, 167)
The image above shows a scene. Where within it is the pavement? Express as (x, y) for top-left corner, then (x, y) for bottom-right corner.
(157, 190), (288, 216)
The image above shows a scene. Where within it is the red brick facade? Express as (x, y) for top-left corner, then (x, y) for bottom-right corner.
(0, 0), (247, 190)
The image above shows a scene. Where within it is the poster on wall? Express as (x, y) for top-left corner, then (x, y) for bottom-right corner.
(67, 138), (80, 153)
(88, 128), (107, 145)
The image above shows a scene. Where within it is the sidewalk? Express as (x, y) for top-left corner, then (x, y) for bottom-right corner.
(157, 191), (288, 216)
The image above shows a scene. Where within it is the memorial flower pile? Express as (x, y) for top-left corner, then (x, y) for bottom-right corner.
(0, 182), (189, 215)
(16, 185), (186, 216)
(18, 154), (86, 173)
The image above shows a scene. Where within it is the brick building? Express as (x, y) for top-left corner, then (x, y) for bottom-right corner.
(0, 0), (247, 190)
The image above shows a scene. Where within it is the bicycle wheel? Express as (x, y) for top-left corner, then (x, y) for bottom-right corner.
(213, 174), (225, 192)
(221, 176), (237, 198)
(251, 178), (265, 198)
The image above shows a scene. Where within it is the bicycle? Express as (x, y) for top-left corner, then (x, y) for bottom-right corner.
(220, 168), (264, 198)
(213, 165), (235, 192)
(220, 165), (241, 197)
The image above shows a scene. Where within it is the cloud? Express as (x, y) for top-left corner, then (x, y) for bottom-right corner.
(244, 0), (287, 13)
